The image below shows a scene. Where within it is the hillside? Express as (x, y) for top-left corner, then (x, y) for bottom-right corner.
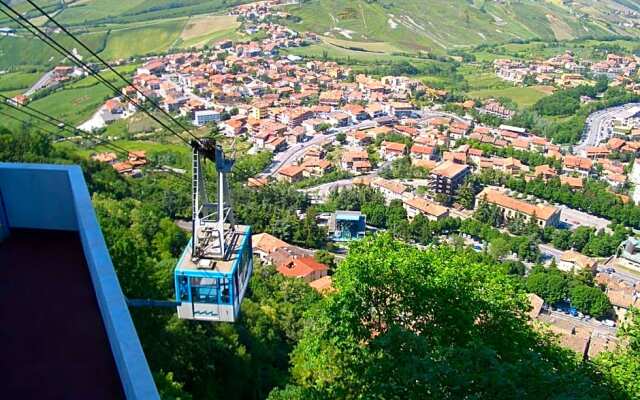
(0, 0), (245, 68)
(285, 0), (640, 54)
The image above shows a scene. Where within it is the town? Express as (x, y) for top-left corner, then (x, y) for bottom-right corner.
(5, 0), (640, 377)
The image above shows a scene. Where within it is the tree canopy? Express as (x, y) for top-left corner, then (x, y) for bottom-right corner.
(274, 235), (614, 399)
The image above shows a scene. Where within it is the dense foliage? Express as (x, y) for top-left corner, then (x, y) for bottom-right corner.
(3, 125), (640, 400)
(525, 265), (612, 318)
(271, 235), (618, 399)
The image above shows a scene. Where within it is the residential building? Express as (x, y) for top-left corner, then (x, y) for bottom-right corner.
(403, 197), (449, 221)
(558, 250), (597, 274)
(429, 161), (470, 196)
(277, 165), (304, 183)
(371, 178), (407, 203)
(193, 110), (222, 126)
(476, 187), (561, 228)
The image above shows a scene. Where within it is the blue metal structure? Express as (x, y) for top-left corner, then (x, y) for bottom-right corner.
(174, 228), (253, 322)
(173, 139), (253, 322)
(331, 211), (366, 242)
(0, 163), (159, 400)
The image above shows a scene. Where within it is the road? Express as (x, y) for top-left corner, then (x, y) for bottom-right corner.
(259, 132), (337, 178)
(418, 108), (469, 124)
(575, 102), (640, 156)
(24, 70), (55, 97)
(558, 205), (611, 232)
(539, 243), (564, 262)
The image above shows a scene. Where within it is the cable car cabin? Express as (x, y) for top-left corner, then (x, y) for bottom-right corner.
(174, 225), (252, 322)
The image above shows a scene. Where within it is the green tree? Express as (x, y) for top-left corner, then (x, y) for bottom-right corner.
(569, 284), (612, 318)
(594, 308), (640, 400)
(314, 250), (337, 273)
(277, 234), (613, 399)
(526, 270), (568, 305)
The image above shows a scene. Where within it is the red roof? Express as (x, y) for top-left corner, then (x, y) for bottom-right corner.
(276, 257), (328, 279)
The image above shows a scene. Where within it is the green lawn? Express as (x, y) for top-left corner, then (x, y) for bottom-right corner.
(100, 20), (187, 60)
(0, 70), (43, 92)
(468, 86), (554, 108)
(0, 31), (108, 69)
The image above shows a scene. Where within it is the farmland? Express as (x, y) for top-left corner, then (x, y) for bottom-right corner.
(468, 86), (556, 108)
(283, 0), (632, 55)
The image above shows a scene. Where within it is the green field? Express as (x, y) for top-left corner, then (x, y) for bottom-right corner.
(0, 31), (108, 69)
(471, 39), (640, 62)
(100, 20), (187, 59)
(284, 0), (629, 54)
(0, 70), (42, 92)
(468, 86), (555, 108)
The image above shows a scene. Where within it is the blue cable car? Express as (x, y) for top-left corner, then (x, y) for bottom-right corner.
(174, 228), (252, 322)
(173, 139), (252, 322)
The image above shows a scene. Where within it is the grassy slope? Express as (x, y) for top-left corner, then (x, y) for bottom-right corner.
(468, 86), (554, 108)
(0, 70), (42, 92)
(0, 31), (108, 69)
(100, 19), (187, 59)
(286, 0), (636, 54)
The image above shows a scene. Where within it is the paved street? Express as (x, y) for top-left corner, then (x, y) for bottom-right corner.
(575, 103), (640, 155)
(24, 70), (55, 97)
(558, 205), (611, 232)
(539, 243), (564, 262)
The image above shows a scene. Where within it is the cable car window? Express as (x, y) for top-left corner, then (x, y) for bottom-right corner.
(220, 278), (230, 304)
(190, 277), (219, 304)
(178, 276), (189, 301)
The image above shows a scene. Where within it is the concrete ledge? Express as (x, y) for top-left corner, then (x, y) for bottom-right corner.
(0, 163), (159, 400)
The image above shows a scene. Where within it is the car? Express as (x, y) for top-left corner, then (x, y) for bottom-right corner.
(606, 267), (615, 273)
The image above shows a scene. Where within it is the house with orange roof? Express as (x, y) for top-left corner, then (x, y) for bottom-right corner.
(560, 175), (584, 190)
(477, 187), (560, 228)
(300, 158), (332, 177)
(342, 103), (369, 122)
(265, 136), (287, 153)
(369, 177), (405, 200)
(429, 161), (470, 196)
(276, 256), (328, 283)
(127, 151), (147, 167)
(563, 155), (593, 176)
(380, 141), (407, 160)
(403, 197), (449, 221)
(309, 275), (333, 294)
(341, 150), (370, 173)
(112, 161), (134, 175)
(442, 151), (467, 165)
(410, 144), (436, 160)
(247, 177), (269, 188)
(277, 165), (304, 183)
(585, 146), (611, 159)
(534, 164), (557, 181)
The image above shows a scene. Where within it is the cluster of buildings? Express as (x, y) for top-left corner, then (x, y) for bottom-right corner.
(494, 52), (640, 91)
(252, 232), (331, 292)
(91, 150), (148, 176)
